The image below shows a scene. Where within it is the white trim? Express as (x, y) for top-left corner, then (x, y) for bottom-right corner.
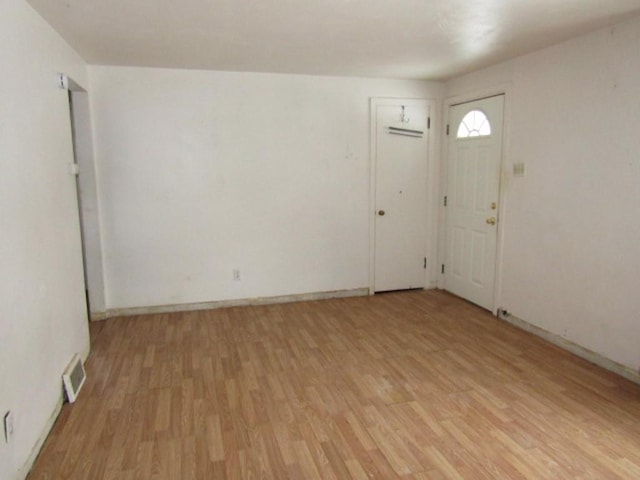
(57, 73), (86, 92)
(439, 83), (513, 314)
(89, 311), (108, 321)
(498, 311), (640, 386)
(20, 342), (91, 479)
(93, 288), (369, 320)
(19, 398), (63, 480)
(368, 97), (439, 294)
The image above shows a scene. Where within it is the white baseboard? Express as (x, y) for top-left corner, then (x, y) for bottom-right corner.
(20, 343), (91, 480)
(89, 311), (107, 321)
(18, 396), (63, 480)
(95, 287), (370, 320)
(498, 310), (640, 386)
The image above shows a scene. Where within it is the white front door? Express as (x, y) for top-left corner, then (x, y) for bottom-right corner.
(444, 95), (504, 310)
(373, 100), (429, 292)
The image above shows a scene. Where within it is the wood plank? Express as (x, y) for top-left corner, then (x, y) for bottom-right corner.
(27, 290), (640, 479)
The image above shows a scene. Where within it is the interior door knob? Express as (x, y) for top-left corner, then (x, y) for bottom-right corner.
(486, 217), (496, 225)
(378, 210), (385, 216)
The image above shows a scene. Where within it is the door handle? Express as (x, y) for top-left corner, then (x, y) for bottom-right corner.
(378, 210), (385, 216)
(486, 217), (496, 225)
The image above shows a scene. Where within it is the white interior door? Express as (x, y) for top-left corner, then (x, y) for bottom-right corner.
(444, 95), (504, 310)
(374, 101), (429, 292)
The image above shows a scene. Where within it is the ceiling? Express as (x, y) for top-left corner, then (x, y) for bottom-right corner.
(27, 0), (640, 80)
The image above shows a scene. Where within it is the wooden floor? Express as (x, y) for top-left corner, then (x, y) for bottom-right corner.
(28, 290), (640, 479)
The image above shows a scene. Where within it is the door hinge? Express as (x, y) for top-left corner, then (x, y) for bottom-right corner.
(443, 196), (447, 207)
(423, 257), (427, 269)
(446, 124), (450, 135)
(427, 117), (431, 129)
(441, 264), (445, 274)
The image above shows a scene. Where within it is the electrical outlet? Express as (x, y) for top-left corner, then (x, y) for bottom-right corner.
(4, 411), (14, 443)
(232, 269), (241, 281)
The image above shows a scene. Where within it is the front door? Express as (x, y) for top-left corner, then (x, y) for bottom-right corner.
(444, 95), (504, 310)
(373, 100), (429, 292)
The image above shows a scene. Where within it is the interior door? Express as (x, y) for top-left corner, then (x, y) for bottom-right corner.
(444, 95), (504, 310)
(374, 101), (429, 292)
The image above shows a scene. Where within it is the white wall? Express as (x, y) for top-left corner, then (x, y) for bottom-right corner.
(0, 2), (90, 479)
(446, 16), (640, 372)
(89, 67), (443, 310)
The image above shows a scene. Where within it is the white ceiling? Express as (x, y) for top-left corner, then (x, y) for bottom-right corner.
(27, 0), (640, 80)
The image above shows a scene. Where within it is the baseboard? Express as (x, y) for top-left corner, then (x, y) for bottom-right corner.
(89, 311), (107, 321)
(18, 342), (91, 480)
(18, 395), (63, 480)
(498, 310), (640, 386)
(100, 287), (370, 319)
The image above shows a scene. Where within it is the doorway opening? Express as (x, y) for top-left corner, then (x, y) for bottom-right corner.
(63, 75), (106, 320)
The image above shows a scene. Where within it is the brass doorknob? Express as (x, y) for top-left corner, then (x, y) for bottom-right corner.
(486, 217), (496, 225)
(378, 210), (385, 216)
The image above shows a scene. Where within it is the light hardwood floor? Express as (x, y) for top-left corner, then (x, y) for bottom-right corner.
(28, 290), (640, 479)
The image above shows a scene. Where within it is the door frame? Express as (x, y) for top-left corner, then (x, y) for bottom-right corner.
(60, 73), (107, 320)
(439, 85), (512, 314)
(368, 97), (440, 294)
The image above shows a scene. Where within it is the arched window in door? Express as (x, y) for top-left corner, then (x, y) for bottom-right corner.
(457, 110), (491, 138)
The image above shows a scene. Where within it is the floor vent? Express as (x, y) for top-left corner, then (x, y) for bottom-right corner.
(62, 354), (86, 403)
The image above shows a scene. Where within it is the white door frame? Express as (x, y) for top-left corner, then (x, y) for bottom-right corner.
(61, 74), (107, 319)
(439, 84), (512, 314)
(368, 97), (440, 294)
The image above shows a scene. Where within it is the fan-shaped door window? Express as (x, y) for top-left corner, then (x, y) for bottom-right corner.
(457, 110), (491, 138)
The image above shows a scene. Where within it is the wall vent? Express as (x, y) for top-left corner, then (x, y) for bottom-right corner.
(62, 354), (86, 403)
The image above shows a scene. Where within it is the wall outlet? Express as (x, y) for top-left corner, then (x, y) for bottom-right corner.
(4, 411), (14, 443)
(232, 269), (241, 281)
